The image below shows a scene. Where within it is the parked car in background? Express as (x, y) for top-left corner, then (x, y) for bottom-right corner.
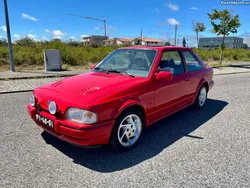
(27, 46), (214, 151)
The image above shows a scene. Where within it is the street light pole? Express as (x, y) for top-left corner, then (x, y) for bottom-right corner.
(3, 0), (15, 72)
(174, 24), (177, 46)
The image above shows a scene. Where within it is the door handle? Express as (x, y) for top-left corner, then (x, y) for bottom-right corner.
(185, 78), (190, 81)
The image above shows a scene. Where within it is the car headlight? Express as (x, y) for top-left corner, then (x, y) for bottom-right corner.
(30, 95), (35, 106)
(65, 108), (97, 124)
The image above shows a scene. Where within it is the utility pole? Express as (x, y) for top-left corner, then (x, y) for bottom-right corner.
(68, 13), (107, 36)
(177, 35), (181, 47)
(140, 29), (143, 45)
(104, 20), (107, 37)
(4, 0), (15, 72)
(174, 24), (177, 46)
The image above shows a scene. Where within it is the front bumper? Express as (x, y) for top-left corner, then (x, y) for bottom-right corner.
(27, 105), (114, 147)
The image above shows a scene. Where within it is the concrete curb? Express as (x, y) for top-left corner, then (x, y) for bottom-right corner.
(0, 89), (33, 95)
(0, 71), (249, 95)
(0, 74), (77, 81)
(214, 71), (250, 76)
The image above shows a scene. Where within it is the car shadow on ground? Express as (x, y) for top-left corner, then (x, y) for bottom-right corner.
(41, 98), (228, 173)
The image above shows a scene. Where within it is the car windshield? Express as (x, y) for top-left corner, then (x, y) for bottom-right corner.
(93, 49), (157, 78)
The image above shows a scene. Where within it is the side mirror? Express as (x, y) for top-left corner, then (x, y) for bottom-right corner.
(91, 64), (97, 70)
(155, 71), (173, 81)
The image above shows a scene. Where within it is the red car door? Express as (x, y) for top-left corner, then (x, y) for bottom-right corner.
(181, 51), (204, 98)
(149, 50), (191, 124)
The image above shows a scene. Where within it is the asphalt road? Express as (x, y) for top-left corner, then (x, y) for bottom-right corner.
(1, 73), (250, 188)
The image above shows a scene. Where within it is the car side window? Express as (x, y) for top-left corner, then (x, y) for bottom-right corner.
(158, 51), (185, 75)
(182, 51), (202, 72)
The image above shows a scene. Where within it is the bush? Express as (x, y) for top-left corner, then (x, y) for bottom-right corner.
(0, 40), (250, 68)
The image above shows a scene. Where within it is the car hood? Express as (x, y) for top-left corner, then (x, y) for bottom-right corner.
(36, 71), (144, 106)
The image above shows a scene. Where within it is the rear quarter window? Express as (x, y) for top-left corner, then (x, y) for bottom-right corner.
(182, 51), (203, 72)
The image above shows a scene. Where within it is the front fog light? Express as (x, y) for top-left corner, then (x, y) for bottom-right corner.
(30, 95), (35, 106)
(48, 101), (57, 115)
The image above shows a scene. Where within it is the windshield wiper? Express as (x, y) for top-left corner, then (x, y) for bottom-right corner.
(109, 69), (136, 77)
(122, 72), (135, 77)
(94, 67), (108, 73)
(106, 69), (122, 74)
(108, 69), (135, 77)
(95, 68), (135, 77)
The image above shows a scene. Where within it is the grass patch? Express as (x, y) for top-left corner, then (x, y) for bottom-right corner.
(0, 40), (250, 71)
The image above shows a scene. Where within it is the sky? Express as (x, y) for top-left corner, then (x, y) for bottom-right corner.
(0, 0), (250, 46)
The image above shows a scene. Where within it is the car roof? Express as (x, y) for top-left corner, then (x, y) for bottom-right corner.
(118, 46), (192, 51)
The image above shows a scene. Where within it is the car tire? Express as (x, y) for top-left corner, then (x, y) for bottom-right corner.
(194, 84), (208, 109)
(110, 108), (145, 151)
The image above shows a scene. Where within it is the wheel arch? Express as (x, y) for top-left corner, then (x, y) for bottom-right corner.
(115, 100), (147, 125)
(192, 78), (209, 104)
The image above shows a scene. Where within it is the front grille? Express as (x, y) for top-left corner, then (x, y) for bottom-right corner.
(36, 104), (49, 113)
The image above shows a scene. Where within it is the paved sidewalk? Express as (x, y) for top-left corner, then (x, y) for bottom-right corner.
(212, 65), (250, 75)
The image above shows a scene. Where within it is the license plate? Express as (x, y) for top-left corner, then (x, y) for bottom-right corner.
(36, 113), (54, 128)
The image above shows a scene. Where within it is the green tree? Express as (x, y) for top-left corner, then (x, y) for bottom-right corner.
(15, 37), (35, 46)
(182, 37), (186, 47)
(208, 9), (241, 64)
(66, 39), (81, 47)
(0, 38), (8, 46)
(193, 22), (206, 48)
(164, 41), (171, 46)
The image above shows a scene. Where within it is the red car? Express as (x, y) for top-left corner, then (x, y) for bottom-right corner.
(27, 46), (214, 151)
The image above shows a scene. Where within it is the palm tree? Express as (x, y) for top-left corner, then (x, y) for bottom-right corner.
(193, 22), (206, 48)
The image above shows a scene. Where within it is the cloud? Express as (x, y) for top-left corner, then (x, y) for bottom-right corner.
(167, 18), (180, 26)
(21, 13), (38, 21)
(95, 27), (100, 31)
(190, 7), (199, 10)
(81, 34), (89, 38)
(52, 30), (67, 39)
(0, 26), (7, 32)
(45, 29), (50, 33)
(27, 34), (40, 41)
(167, 2), (179, 11)
(155, 8), (160, 13)
(68, 36), (77, 40)
(41, 36), (49, 41)
(14, 34), (21, 40)
(27, 34), (37, 39)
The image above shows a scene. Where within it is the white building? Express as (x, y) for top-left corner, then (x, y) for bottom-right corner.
(103, 38), (132, 46)
(132, 37), (163, 46)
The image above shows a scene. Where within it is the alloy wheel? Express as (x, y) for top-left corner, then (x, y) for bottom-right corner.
(117, 114), (142, 147)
